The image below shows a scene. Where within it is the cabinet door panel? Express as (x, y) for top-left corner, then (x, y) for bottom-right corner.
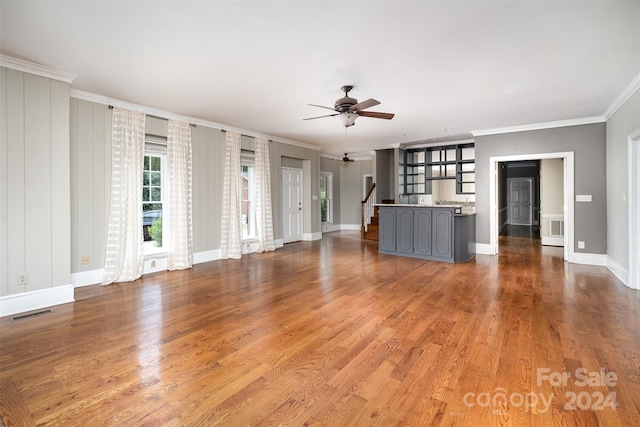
(414, 209), (432, 256)
(379, 208), (396, 252)
(396, 208), (413, 254)
(433, 211), (453, 259)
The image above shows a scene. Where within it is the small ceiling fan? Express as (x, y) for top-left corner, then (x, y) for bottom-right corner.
(304, 85), (395, 128)
(342, 153), (355, 163)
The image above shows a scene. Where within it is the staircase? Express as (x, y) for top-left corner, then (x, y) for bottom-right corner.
(363, 206), (379, 241)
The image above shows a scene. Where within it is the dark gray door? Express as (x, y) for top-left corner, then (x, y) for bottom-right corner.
(508, 178), (532, 226)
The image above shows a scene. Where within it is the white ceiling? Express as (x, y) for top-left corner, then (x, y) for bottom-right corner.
(1, 1), (639, 156)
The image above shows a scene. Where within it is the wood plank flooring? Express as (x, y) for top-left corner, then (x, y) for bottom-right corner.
(1, 232), (639, 426)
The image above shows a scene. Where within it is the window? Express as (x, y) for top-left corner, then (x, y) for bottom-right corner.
(142, 137), (167, 251)
(241, 158), (257, 240)
(320, 172), (333, 223)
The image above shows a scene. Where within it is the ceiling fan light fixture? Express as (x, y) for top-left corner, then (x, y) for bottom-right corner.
(337, 112), (358, 128)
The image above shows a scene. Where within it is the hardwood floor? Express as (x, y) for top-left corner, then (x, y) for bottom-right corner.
(1, 232), (639, 426)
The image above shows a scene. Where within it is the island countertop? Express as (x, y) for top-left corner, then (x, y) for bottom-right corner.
(373, 204), (476, 215)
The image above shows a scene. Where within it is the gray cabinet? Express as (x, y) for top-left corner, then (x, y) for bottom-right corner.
(378, 206), (475, 263)
(432, 210), (453, 260)
(396, 208), (414, 254)
(379, 208), (396, 252)
(413, 209), (432, 256)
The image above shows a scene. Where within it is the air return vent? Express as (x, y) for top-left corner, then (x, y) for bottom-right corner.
(11, 309), (53, 321)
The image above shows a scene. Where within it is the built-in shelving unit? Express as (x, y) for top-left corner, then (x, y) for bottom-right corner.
(404, 143), (475, 195)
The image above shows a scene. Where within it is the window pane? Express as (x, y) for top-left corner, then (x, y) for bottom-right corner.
(461, 147), (475, 160)
(143, 172), (149, 186)
(151, 157), (161, 171)
(143, 187), (150, 202)
(144, 156), (150, 170)
(151, 172), (161, 186)
(151, 187), (161, 201)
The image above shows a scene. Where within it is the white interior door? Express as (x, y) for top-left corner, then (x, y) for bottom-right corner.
(508, 178), (533, 225)
(282, 168), (303, 243)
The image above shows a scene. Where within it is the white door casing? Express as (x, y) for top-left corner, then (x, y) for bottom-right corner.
(628, 129), (640, 290)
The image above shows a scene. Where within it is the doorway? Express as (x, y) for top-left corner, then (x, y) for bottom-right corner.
(489, 152), (574, 262)
(282, 167), (303, 243)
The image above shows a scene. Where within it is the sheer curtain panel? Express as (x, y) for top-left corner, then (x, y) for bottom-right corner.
(103, 107), (146, 285)
(254, 137), (276, 252)
(220, 131), (243, 259)
(166, 120), (193, 270)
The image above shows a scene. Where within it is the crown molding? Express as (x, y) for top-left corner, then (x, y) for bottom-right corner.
(70, 89), (320, 151)
(603, 72), (640, 120)
(0, 54), (77, 83)
(471, 115), (605, 137)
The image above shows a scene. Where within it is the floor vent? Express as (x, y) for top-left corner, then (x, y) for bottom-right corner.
(11, 309), (53, 321)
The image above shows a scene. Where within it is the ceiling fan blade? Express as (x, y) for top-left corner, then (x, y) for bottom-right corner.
(308, 103), (337, 111)
(357, 111), (395, 120)
(350, 98), (380, 112)
(303, 113), (339, 120)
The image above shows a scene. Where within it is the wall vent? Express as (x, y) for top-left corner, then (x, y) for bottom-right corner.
(550, 218), (565, 237)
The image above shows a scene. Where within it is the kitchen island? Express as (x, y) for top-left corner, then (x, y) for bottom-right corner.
(376, 204), (476, 263)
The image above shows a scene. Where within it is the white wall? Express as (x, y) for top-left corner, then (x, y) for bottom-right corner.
(540, 158), (564, 243)
(606, 89), (640, 275)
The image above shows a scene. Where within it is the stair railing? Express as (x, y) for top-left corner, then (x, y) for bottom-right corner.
(361, 183), (377, 239)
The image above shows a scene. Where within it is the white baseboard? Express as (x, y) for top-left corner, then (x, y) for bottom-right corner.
(193, 249), (222, 264)
(322, 223), (341, 233)
(475, 243), (495, 255)
(0, 284), (75, 318)
(541, 236), (564, 247)
(572, 252), (607, 266)
(607, 256), (631, 288)
(340, 224), (361, 231)
(275, 239), (284, 248)
(72, 269), (104, 287)
(303, 232), (322, 241)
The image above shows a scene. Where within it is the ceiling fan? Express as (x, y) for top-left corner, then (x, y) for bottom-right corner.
(342, 153), (355, 163)
(304, 85), (395, 128)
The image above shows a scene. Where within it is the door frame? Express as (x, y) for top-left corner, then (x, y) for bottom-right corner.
(490, 152), (574, 261)
(363, 174), (373, 199)
(629, 128), (640, 289)
(506, 177), (533, 226)
(282, 166), (303, 244)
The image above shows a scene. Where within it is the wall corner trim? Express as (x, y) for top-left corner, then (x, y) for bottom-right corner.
(606, 256), (631, 288)
(0, 285), (75, 318)
(604, 72), (640, 120)
(0, 54), (77, 83)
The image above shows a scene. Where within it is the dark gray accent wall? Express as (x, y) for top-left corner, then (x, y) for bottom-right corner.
(475, 123), (606, 254)
(374, 149), (392, 203)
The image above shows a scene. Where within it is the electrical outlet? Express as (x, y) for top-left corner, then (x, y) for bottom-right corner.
(150, 259), (156, 268)
(578, 241), (585, 249)
(576, 195), (592, 202)
(18, 273), (28, 285)
(82, 256), (89, 265)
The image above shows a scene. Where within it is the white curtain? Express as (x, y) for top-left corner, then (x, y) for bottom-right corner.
(166, 120), (193, 270)
(220, 131), (243, 259)
(254, 137), (276, 252)
(103, 107), (146, 285)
